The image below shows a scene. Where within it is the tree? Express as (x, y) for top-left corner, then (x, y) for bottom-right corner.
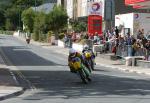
(33, 12), (46, 41)
(0, 9), (6, 30)
(22, 8), (35, 33)
(12, 0), (43, 7)
(71, 21), (87, 32)
(5, 19), (13, 30)
(0, 0), (44, 31)
(46, 5), (68, 39)
(5, 7), (20, 30)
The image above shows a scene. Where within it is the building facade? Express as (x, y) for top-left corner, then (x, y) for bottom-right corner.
(64, 0), (149, 32)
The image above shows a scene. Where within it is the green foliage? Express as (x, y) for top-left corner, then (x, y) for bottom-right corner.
(47, 31), (53, 37)
(59, 33), (65, 40)
(32, 29), (39, 41)
(12, 0), (43, 7)
(0, 30), (14, 35)
(22, 8), (35, 32)
(46, 5), (68, 38)
(0, 0), (43, 30)
(71, 21), (87, 32)
(5, 19), (13, 30)
(0, 10), (5, 30)
(5, 7), (21, 30)
(33, 11), (46, 41)
(39, 33), (47, 42)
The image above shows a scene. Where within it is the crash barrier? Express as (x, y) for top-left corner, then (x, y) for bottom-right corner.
(136, 60), (150, 68)
(116, 45), (146, 57)
(124, 56), (145, 66)
(93, 44), (105, 55)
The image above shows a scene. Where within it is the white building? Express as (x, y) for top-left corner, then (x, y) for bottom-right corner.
(66, 0), (73, 19)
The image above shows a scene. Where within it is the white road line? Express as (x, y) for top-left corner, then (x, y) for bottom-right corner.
(0, 47), (36, 90)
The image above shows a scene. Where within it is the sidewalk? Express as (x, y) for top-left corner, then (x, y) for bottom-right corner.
(0, 48), (24, 101)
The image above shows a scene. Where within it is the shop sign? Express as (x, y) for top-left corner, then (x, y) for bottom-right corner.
(88, 2), (102, 16)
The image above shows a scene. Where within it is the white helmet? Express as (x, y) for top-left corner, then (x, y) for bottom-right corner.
(69, 48), (77, 54)
(83, 44), (89, 50)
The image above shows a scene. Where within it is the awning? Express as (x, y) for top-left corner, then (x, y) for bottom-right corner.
(125, 0), (150, 9)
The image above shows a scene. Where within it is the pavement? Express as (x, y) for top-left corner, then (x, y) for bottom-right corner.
(0, 35), (150, 101)
(0, 49), (25, 101)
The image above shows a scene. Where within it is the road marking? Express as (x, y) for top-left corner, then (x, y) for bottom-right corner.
(0, 47), (36, 90)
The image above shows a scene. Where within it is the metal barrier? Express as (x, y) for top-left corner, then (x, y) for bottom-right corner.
(116, 45), (146, 57)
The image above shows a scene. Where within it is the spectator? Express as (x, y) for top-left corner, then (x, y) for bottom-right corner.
(132, 39), (137, 56)
(126, 33), (132, 56)
(64, 33), (69, 47)
(84, 32), (89, 39)
(93, 32), (99, 44)
(71, 32), (76, 42)
(145, 40), (150, 60)
(115, 26), (119, 38)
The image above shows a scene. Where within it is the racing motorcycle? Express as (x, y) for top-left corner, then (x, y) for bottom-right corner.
(69, 57), (91, 84)
(83, 51), (95, 71)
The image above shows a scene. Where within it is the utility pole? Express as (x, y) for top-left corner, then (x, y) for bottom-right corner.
(35, 0), (37, 11)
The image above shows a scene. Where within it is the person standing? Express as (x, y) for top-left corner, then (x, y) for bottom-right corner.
(64, 33), (69, 48)
(126, 33), (132, 56)
(145, 40), (150, 60)
(115, 26), (119, 38)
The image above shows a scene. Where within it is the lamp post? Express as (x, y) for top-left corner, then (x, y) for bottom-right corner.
(35, 0), (37, 11)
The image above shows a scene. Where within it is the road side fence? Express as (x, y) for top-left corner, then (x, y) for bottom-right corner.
(116, 44), (146, 57)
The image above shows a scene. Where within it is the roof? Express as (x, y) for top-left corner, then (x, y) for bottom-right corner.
(32, 3), (55, 13)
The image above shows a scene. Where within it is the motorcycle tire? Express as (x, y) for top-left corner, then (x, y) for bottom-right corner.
(90, 59), (94, 70)
(78, 69), (88, 84)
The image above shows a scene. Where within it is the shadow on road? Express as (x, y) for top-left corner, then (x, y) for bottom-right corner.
(1, 46), (63, 66)
(0, 68), (19, 86)
(11, 69), (150, 100)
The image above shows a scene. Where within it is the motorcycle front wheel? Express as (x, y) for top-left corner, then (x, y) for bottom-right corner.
(78, 69), (88, 84)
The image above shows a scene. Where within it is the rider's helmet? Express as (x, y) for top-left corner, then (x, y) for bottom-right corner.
(83, 44), (89, 50)
(69, 48), (77, 57)
(85, 52), (91, 58)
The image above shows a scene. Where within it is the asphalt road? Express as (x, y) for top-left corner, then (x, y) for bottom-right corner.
(1, 35), (150, 103)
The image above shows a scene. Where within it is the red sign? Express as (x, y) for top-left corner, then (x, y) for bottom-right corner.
(125, 0), (148, 5)
(88, 15), (102, 36)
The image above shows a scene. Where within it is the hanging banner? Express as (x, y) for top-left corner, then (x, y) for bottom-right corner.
(88, 2), (103, 16)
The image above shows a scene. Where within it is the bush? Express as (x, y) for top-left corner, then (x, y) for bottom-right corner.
(47, 31), (53, 38)
(58, 33), (64, 40)
(0, 30), (14, 35)
(32, 30), (39, 41)
(39, 33), (47, 42)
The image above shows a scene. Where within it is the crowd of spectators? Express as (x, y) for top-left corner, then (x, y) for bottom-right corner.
(63, 27), (150, 61)
(103, 27), (150, 61)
